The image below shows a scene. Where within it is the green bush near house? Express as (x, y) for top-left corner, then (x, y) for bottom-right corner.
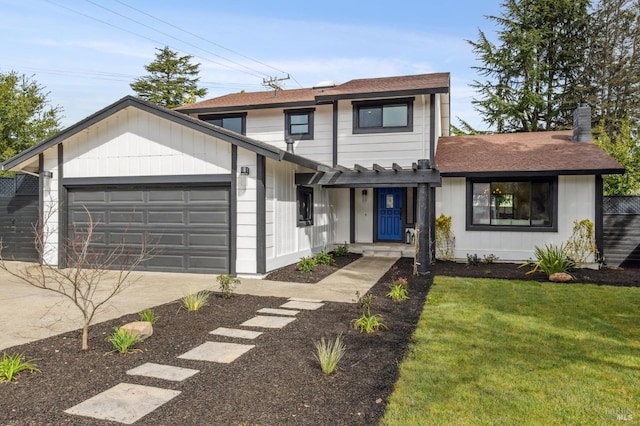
(314, 248), (335, 266)
(297, 256), (317, 272)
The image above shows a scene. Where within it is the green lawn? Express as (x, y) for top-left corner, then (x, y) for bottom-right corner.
(382, 277), (640, 425)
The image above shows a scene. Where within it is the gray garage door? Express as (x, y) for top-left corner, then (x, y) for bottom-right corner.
(67, 185), (230, 274)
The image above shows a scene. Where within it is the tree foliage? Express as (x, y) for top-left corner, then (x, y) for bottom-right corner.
(130, 46), (208, 109)
(594, 118), (640, 195)
(470, 0), (590, 132)
(581, 0), (640, 137)
(0, 71), (62, 162)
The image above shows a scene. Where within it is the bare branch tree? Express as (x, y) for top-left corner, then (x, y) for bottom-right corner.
(0, 206), (154, 350)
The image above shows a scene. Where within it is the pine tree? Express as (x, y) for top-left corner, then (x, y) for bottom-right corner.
(130, 46), (208, 109)
(594, 117), (640, 195)
(469, 0), (590, 132)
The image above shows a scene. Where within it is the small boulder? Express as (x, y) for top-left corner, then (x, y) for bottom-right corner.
(549, 272), (573, 283)
(120, 321), (153, 341)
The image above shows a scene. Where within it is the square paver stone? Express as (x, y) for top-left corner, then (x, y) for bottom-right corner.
(280, 300), (325, 310)
(64, 383), (180, 425)
(209, 327), (262, 339)
(126, 363), (199, 382)
(241, 315), (296, 329)
(257, 307), (299, 316)
(177, 341), (254, 363)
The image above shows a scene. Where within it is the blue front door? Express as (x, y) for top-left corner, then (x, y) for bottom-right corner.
(377, 188), (403, 241)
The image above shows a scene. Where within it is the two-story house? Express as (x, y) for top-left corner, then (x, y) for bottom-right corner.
(0, 72), (622, 276)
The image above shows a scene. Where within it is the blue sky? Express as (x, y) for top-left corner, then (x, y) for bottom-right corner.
(1, 0), (503, 129)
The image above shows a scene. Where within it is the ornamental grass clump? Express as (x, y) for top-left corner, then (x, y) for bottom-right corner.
(352, 292), (387, 333)
(138, 308), (158, 324)
(106, 327), (141, 354)
(181, 290), (210, 311)
(521, 243), (575, 277)
(313, 333), (347, 375)
(0, 352), (39, 383)
(386, 277), (409, 302)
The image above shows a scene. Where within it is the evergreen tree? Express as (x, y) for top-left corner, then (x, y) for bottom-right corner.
(581, 0), (640, 137)
(594, 118), (640, 195)
(0, 71), (61, 162)
(469, 0), (590, 132)
(130, 46), (208, 109)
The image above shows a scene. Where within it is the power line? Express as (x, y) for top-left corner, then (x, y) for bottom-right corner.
(113, 0), (298, 85)
(83, 0), (269, 79)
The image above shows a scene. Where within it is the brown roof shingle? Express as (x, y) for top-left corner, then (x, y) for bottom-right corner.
(435, 130), (624, 176)
(177, 73), (450, 112)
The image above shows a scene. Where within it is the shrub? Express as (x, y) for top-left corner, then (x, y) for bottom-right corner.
(334, 242), (350, 257)
(313, 333), (347, 375)
(314, 248), (335, 266)
(352, 292), (387, 333)
(106, 327), (141, 354)
(466, 253), (481, 266)
(138, 308), (157, 324)
(297, 256), (317, 272)
(386, 277), (409, 301)
(565, 219), (599, 267)
(217, 274), (240, 299)
(181, 290), (210, 311)
(483, 254), (499, 264)
(521, 244), (575, 277)
(435, 214), (455, 261)
(0, 353), (39, 383)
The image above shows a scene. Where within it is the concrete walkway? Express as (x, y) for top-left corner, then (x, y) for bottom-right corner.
(0, 256), (398, 351)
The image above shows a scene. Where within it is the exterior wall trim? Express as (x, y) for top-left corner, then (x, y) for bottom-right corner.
(62, 174), (232, 187)
(57, 144), (67, 268)
(230, 146), (237, 276)
(256, 154), (266, 274)
(595, 175), (604, 259)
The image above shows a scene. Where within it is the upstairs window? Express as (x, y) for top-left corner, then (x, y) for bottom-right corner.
(200, 113), (247, 135)
(352, 98), (414, 134)
(297, 186), (314, 227)
(467, 178), (557, 231)
(285, 109), (314, 140)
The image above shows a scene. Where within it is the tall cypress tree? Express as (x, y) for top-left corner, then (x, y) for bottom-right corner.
(469, 0), (590, 132)
(131, 46), (208, 109)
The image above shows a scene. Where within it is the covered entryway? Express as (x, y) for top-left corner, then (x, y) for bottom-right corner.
(66, 185), (230, 274)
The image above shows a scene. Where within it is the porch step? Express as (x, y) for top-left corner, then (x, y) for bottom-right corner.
(350, 244), (415, 258)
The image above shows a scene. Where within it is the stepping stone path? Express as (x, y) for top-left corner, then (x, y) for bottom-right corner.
(65, 296), (325, 424)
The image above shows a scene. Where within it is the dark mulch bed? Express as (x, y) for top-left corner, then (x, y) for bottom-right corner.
(264, 252), (362, 283)
(2, 258), (638, 426)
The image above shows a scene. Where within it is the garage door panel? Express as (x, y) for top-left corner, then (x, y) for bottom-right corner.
(67, 185), (230, 274)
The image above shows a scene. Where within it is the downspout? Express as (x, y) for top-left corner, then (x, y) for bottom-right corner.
(332, 100), (338, 167)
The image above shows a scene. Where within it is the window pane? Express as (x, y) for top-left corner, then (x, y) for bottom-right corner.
(359, 107), (382, 127)
(383, 105), (408, 127)
(531, 182), (551, 225)
(472, 183), (490, 225)
(512, 182), (531, 223)
(291, 124), (309, 134)
(222, 117), (243, 134)
(290, 114), (308, 125)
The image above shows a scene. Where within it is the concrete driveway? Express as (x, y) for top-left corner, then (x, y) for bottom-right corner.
(0, 256), (394, 351)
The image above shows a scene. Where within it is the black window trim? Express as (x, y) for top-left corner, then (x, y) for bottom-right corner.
(284, 108), (315, 140)
(352, 97), (414, 134)
(465, 177), (558, 232)
(297, 185), (314, 227)
(199, 112), (247, 135)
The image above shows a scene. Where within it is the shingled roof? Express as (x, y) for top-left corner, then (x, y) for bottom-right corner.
(176, 73), (450, 112)
(435, 130), (624, 177)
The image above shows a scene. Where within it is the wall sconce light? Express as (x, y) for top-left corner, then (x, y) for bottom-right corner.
(42, 171), (53, 178)
(240, 166), (250, 176)
(362, 189), (368, 202)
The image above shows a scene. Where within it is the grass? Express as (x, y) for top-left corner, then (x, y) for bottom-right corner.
(382, 276), (640, 425)
(106, 327), (141, 354)
(0, 352), (40, 383)
(181, 290), (210, 311)
(138, 308), (158, 324)
(313, 333), (347, 375)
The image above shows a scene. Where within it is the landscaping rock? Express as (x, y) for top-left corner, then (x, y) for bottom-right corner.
(549, 272), (573, 283)
(120, 321), (153, 341)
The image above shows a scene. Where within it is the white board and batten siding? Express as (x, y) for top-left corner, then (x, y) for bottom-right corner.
(335, 95), (432, 169)
(245, 105), (334, 165)
(39, 106), (233, 266)
(265, 159), (336, 271)
(436, 176), (596, 262)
